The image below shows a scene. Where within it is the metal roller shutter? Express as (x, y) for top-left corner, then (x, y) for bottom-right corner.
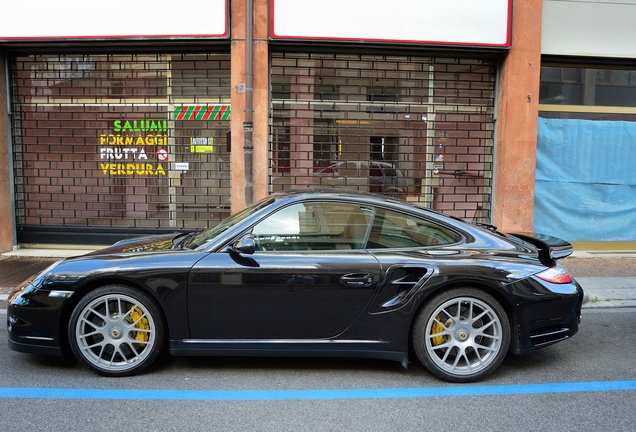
(11, 52), (231, 244)
(269, 52), (495, 222)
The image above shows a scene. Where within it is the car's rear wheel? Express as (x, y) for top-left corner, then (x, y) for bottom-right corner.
(69, 285), (164, 377)
(413, 288), (510, 382)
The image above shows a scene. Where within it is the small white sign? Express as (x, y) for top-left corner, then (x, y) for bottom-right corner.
(175, 162), (190, 171)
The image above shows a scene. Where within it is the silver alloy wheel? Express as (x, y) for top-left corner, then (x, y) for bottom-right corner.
(74, 292), (157, 373)
(424, 296), (503, 377)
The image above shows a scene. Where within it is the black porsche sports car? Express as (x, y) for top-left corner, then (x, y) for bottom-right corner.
(7, 190), (583, 382)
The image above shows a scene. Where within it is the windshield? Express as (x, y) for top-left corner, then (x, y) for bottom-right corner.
(184, 197), (274, 249)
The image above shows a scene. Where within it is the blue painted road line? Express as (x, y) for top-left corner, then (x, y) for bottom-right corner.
(1, 380), (635, 401)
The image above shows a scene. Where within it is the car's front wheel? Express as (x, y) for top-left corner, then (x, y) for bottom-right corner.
(69, 285), (164, 377)
(413, 288), (510, 382)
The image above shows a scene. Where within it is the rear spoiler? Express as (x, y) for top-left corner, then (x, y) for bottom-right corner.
(508, 232), (574, 265)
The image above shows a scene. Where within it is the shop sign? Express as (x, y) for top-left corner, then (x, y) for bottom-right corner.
(271, 0), (511, 48)
(190, 137), (214, 153)
(0, 0), (229, 40)
(99, 119), (167, 177)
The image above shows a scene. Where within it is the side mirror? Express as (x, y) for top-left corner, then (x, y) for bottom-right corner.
(231, 234), (256, 255)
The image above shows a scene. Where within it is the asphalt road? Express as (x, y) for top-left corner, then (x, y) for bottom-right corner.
(1, 308), (635, 432)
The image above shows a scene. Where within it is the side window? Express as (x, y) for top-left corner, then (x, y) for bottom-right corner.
(367, 208), (461, 248)
(251, 201), (372, 251)
(381, 167), (397, 177)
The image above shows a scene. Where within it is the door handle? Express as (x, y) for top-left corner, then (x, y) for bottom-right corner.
(340, 273), (374, 287)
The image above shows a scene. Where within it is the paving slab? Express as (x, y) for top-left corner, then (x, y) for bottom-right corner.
(0, 256), (59, 294)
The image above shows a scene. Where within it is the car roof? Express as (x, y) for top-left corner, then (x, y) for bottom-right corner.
(329, 160), (396, 167)
(268, 189), (445, 220)
(270, 188), (395, 202)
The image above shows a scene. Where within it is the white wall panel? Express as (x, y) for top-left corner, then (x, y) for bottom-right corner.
(0, 0), (228, 40)
(271, 0), (511, 47)
(542, 0), (636, 58)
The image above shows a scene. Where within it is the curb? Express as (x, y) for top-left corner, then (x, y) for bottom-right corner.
(581, 291), (636, 308)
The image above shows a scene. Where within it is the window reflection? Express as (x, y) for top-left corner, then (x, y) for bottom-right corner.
(540, 65), (636, 107)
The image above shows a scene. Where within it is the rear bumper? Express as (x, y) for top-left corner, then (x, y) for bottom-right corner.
(510, 278), (584, 353)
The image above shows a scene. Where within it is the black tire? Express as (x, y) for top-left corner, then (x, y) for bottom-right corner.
(412, 288), (510, 382)
(69, 285), (165, 377)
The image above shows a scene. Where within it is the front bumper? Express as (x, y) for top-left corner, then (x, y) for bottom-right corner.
(6, 285), (67, 357)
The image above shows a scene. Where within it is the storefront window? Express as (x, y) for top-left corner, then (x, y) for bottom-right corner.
(540, 65), (636, 107)
(11, 53), (232, 244)
(536, 64), (636, 242)
(269, 52), (496, 222)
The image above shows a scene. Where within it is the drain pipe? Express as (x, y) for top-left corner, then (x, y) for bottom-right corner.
(243, 0), (254, 206)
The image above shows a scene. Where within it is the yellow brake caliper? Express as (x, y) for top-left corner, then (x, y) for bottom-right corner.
(431, 315), (446, 346)
(129, 306), (150, 343)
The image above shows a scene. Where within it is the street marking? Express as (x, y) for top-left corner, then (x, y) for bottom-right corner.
(1, 380), (635, 401)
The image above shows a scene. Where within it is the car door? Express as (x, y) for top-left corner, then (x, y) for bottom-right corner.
(187, 200), (383, 340)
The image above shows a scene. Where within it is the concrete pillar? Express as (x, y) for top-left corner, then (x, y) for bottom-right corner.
(0, 49), (14, 252)
(252, 0), (270, 202)
(494, 0), (543, 232)
(230, 0), (269, 212)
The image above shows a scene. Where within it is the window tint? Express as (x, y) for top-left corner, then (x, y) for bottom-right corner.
(187, 198), (273, 249)
(252, 201), (372, 251)
(380, 167), (398, 177)
(367, 208), (460, 248)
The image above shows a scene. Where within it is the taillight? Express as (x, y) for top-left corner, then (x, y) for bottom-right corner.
(536, 264), (573, 284)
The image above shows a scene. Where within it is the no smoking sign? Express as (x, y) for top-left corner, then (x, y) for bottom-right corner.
(157, 148), (169, 162)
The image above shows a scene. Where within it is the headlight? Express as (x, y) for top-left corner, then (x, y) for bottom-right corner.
(8, 285), (27, 304)
(28, 260), (64, 289)
(8, 260), (64, 306)
(8, 283), (38, 306)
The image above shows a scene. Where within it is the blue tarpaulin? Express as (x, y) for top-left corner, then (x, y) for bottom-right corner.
(534, 118), (636, 241)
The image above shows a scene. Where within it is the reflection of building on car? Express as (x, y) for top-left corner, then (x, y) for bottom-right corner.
(315, 161), (408, 196)
(272, 160), (409, 197)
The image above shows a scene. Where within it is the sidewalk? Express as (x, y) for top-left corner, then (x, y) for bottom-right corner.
(2, 248), (636, 310)
(561, 251), (636, 308)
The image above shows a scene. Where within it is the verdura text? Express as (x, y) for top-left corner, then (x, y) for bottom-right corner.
(100, 163), (166, 176)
